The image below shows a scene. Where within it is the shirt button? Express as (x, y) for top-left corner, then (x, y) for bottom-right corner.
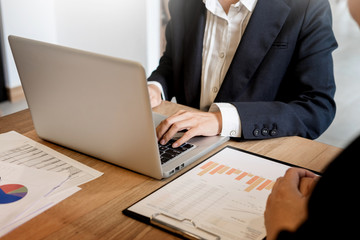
(219, 52), (225, 58)
(212, 87), (218, 93)
(230, 130), (236, 137)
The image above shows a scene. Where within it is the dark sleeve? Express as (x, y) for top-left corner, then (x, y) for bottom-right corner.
(234, 0), (337, 140)
(275, 136), (360, 239)
(147, 0), (175, 101)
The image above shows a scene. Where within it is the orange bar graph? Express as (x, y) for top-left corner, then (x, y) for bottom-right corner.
(200, 161), (215, 170)
(210, 165), (225, 175)
(226, 168), (237, 175)
(234, 169), (241, 174)
(218, 166), (230, 174)
(257, 179), (272, 191)
(198, 162), (218, 176)
(246, 176), (260, 185)
(197, 161), (275, 192)
(235, 172), (248, 181)
(265, 181), (275, 190)
(245, 177), (265, 192)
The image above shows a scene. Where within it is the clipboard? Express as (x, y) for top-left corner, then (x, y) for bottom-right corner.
(123, 146), (320, 240)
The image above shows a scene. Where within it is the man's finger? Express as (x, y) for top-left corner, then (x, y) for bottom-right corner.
(159, 119), (192, 145)
(156, 111), (195, 143)
(172, 129), (198, 148)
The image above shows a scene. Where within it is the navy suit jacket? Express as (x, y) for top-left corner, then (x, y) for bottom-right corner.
(148, 0), (338, 140)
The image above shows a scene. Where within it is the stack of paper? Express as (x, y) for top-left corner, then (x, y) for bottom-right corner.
(0, 131), (103, 237)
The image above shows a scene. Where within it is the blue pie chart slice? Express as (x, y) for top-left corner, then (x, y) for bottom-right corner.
(0, 184), (28, 204)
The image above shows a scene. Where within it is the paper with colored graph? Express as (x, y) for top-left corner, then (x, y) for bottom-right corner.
(127, 147), (291, 240)
(0, 131), (102, 237)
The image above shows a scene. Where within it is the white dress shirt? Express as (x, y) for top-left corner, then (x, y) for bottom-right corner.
(204, 0), (257, 137)
(150, 0), (257, 138)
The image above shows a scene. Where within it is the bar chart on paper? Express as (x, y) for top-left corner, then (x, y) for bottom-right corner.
(127, 147), (291, 240)
(197, 161), (276, 193)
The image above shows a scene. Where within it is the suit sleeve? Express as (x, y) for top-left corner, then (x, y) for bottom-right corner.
(233, 0), (337, 140)
(147, 1), (175, 101)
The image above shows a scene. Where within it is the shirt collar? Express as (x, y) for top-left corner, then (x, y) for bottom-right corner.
(203, 0), (257, 13)
(240, 0), (257, 12)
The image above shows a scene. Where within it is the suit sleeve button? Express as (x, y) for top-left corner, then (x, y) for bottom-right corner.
(270, 129), (278, 136)
(253, 129), (260, 137)
(261, 128), (269, 136)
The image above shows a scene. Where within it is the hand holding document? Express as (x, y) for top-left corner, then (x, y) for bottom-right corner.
(0, 131), (103, 237)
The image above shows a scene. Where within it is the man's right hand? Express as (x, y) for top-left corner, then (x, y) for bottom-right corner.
(148, 84), (162, 108)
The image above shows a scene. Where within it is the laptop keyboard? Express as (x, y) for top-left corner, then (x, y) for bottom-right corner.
(158, 139), (195, 165)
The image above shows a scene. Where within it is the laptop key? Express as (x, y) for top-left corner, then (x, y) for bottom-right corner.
(158, 139), (195, 165)
(165, 149), (181, 155)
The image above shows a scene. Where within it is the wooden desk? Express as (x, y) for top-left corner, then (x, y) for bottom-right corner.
(0, 101), (342, 240)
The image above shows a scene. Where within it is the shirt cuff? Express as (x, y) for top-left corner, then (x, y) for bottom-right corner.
(148, 81), (166, 100)
(209, 103), (242, 137)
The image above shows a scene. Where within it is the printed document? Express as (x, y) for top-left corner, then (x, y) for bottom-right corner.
(0, 131), (103, 236)
(126, 147), (291, 240)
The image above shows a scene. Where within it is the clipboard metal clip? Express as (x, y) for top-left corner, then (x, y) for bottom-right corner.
(151, 213), (221, 240)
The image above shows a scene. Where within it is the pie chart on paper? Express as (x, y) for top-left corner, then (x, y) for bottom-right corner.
(0, 184), (28, 204)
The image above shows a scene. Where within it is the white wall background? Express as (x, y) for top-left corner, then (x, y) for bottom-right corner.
(0, 0), (161, 89)
(0, 0), (57, 89)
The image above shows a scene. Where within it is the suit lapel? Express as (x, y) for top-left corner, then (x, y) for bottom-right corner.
(182, 1), (206, 108)
(216, 0), (291, 101)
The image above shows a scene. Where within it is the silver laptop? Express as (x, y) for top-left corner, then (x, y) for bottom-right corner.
(9, 35), (229, 179)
